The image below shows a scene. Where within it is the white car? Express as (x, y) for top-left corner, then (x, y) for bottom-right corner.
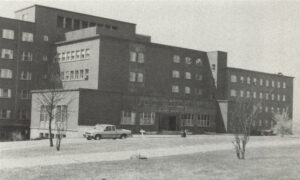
(83, 124), (132, 140)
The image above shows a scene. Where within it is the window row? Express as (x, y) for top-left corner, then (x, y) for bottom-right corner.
(130, 51), (144, 63)
(121, 111), (155, 125)
(181, 114), (210, 127)
(1, 49), (48, 61)
(230, 89), (286, 101)
(57, 16), (118, 31)
(230, 75), (287, 88)
(0, 69), (31, 80)
(2, 29), (48, 42)
(172, 85), (203, 95)
(40, 105), (68, 122)
(0, 109), (11, 119)
(172, 70), (203, 80)
(60, 69), (89, 81)
(129, 72), (144, 83)
(57, 49), (90, 62)
(173, 55), (203, 66)
(258, 106), (286, 114)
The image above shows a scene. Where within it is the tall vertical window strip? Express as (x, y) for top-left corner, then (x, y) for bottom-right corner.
(1, 49), (13, 59)
(22, 32), (34, 42)
(0, 69), (12, 79)
(0, 109), (11, 119)
(140, 112), (155, 125)
(2, 29), (14, 39)
(0, 88), (12, 98)
(121, 111), (136, 125)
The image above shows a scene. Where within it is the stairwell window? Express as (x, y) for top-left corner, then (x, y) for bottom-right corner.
(2, 29), (14, 39)
(197, 114), (210, 127)
(22, 32), (33, 42)
(1, 49), (13, 59)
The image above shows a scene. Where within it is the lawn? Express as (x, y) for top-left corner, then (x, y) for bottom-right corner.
(1, 144), (300, 180)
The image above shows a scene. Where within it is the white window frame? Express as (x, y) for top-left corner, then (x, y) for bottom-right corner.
(121, 111), (136, 125)
(172, 70), (180, 78)
(0, 88), (12, 98)
(231, 75), (237, 83)
(172, 85), (179, 93)
(139, 112), (155, 125)
(22, 32), (33, 42)
(130, 52), (136, 62)
(185, 72), (191, 79)
(185, 86), (191, 94)
(2, 29), (14, 39)
(0, 69), (12, 79)
(1, 49), (13, 59)
(230, 89), (236, 97)
(173, 55), (180, 63)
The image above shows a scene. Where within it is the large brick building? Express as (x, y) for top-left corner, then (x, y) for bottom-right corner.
(0, 5), (294, 140)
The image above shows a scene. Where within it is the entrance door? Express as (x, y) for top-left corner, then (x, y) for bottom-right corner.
(169, 116), (177, 131)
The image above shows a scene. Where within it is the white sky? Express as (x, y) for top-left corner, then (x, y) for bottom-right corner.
(0, 0), (299, 128)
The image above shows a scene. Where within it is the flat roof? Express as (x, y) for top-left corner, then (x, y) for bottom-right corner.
(15, 4), (136, 26)
(0, 16), (35, 24)
(226, 67), (294, 78)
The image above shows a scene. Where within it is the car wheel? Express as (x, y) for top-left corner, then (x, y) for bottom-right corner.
(95, 135), (101, 140)
(120, 134), (127, 139)
(87, 137), (92, 140)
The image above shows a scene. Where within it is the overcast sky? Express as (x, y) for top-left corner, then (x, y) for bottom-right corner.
(0, 0), (299, 128)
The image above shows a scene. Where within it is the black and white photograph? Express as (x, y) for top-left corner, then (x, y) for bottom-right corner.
(0, 0), (299, 179)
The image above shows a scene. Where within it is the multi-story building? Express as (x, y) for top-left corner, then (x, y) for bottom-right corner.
(217, 67), (294, 133)
(0, 4), (294, 140)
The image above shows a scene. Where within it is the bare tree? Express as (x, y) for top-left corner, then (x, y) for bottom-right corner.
(272, 107), (292, 137)
(231, 98), (260, 159)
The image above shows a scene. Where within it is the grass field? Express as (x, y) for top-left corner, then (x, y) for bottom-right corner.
(1, 144), (300, 180)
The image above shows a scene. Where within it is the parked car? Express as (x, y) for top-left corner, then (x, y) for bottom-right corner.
(83, 124), (132, 140)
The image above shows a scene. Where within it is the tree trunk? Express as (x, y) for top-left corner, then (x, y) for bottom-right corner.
(56, 136), (61, 151)
(49, 120), (53, 147)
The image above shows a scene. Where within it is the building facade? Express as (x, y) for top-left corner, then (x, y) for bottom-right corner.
(0, 4), (294, 140)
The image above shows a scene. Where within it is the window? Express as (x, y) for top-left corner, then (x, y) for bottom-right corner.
(81, 49), (85, 59)
(246, 91), (250, 98)
(121, 111), (136, 125)
(22, 32), (33, 42)
(272, 81), (275, 87)
(85, 69), (89, 80)
(264, 93), (268, 100)
(2, 29), (14, 39)
(76, 50), (80, 59)
(1, 49), (13, 59)
(62, 52), (66, 61)
(185, 72), (191, 79)
(265, 106), (269, 112)
(172, 85), (179, 93)
(65, 71), (70, 80)
(282, 95), (286, 101)
(65, 18), (72, 29)
(85, 49), (90, 58)
(277, 94), (280, 101)
(253, 92), (256, 98)
(56, 105), (68, 122)
(75, 70), (79, 79)
(283, 82), (286, 88)
(211, 64), (216, 71)
(172, 70), (180, 78)
(260, 79), (263, 86)
(42, 55), (48, 61)
(182, 114), (193, 126)
(277, 82), (281, 88)
(266, 80), (269, 87)
(195, 73), (203, 81)
(259, 92), (263, 99)
(230, 89), (236, 97)
(130, 52), (136, 62)
(185, 86), (191, 94)
(253, 78), (257, 85)
(197, 114), (210, 127)
(70, 71), (74, 80)
(79, 70), (84, 79)
(0, 109), (11, 119)
(137, 73), (144, 82)
(173, 55), (180, 63)
(19, 109), (30, 120)
(20, 89), (30, 99)
(43, 35), (49, 41)
(195, 58), (203, 66)
(240, 76), (244, 83)
(57, 16), (64, 28)
(74, 19), (80, 29)
(82, 21), (88, 28)
(195, 88), (203, 95)
(66, 52), (70, 61)
(0, 69), (12, 79)
(240, 90), (244, 97)
(71, 51), (75, 60)
(271, 107), (274, 112)
(185, 57), (192, 64)
(231, 75), (237, 83)
(40, 105), (49, 121)
(89, 22), (96, 27)
(137, 52), (144, 63)
(0, 88), (11, 98)
(271, 94), (274, 100)
(140, 112), (155, 125)
(21, 51), (32, 61)
(20, 71), (32, 80)
(247, 77), (251, 84)
(129, 72), (136, 82)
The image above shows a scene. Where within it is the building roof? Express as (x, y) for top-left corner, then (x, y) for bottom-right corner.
(15, 4), (136, 26)
(226, 67), (294, 79)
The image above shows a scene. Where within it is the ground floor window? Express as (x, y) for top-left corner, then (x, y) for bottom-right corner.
(0, 109), (11, 119)
(140, 112), (155, 125)
(181, 114), (194, 126)
(121, 111), (136, 125)
(197, 114), (210, 127)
